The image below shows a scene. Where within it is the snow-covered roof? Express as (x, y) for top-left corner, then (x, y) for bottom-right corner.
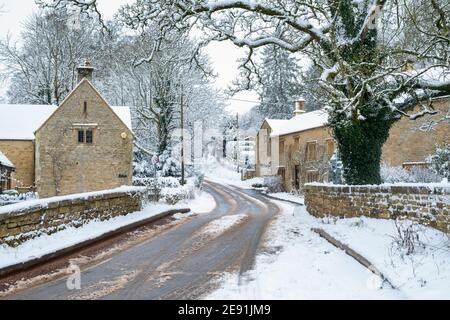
(264, 119), (289, 132)
(0, 104), (132, 140)
(270, 110), (329, 137)
(0, 151), (14, 168)
(111, 106), (133, 132)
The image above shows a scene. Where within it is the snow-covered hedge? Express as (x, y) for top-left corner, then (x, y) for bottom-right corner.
(134, 176), (199, 205)
(380, 163), (442, 184)
(251, 176), (283, 193)
(0, 191), (38, 207)
(429, 143), (450, 179)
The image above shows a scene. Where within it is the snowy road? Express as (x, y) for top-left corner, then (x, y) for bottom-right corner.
(3, 181), (280, 300)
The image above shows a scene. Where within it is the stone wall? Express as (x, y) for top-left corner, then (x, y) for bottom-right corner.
(0, 187), (144, 247)
(0, 140), (35, 189)
(304, 184), (450, 233)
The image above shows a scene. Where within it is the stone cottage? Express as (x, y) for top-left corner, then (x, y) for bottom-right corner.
(256, 96), (450, 192)
(0, 61), (134, 198)
(256, 100), (333, 191)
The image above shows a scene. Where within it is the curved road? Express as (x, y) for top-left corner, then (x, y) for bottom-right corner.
(4, 180), (281, 300)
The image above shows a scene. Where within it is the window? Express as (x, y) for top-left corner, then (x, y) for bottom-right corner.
(280, 140), (285, 165)
(78, 130), (85, 143)
(85, 130), (93, 143)
(306, 141), (317, 161)
(83, 101), (87, 113)
(0, 167), (12, 191)
(306, 170), (320, 183)
(78, 129), (93, 144)
(294, 137), (300, 150)
(326, 139), (335, 158)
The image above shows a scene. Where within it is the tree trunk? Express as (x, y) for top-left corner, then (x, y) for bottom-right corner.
(331, 112), (394, 185)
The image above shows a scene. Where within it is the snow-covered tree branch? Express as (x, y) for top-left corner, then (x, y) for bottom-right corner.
(32, 0), (450, 185)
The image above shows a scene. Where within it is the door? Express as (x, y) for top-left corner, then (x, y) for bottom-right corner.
(294, 165), (301, 190)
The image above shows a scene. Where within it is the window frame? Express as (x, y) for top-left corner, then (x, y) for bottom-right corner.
(326, 138), (335, 158)
(306, 170), (320, 183)
(305, 141), (317, 162)
(76, 128), (95, 145)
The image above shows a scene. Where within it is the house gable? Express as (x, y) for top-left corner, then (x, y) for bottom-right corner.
(34, 78), (134, 198)
(35, 78), (132, 137)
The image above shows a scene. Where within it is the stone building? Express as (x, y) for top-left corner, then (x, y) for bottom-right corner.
(256, 96), (450, 192)
(382, 96), (450, 168)
(256, 100), (333, 192)
(0, 61), (133, 198)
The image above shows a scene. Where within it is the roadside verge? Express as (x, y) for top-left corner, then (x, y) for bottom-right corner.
(0, 208), (190, 278)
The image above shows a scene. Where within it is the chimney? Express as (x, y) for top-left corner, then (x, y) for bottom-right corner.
(77, 59), (94, 83)
(294, 98), (306, 117)
(403, 59), (415, 73)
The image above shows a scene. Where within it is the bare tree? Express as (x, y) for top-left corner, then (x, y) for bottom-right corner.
(0, 9), (101, 104)
(36, 0), (449, 184)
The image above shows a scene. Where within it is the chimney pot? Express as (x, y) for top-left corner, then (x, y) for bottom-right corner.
(294, 99), (306, 117)
(77, 59), (94, 83)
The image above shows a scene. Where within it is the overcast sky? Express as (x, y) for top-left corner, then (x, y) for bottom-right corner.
(0, 0), (259, 114)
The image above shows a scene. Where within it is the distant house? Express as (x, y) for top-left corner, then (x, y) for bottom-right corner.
(0, 61), (134, 198)
(256, 96), (450, 192)
(256, 100), (332, 192)
(0, 152), (15, 192)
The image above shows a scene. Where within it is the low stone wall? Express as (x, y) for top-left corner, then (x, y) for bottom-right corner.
(0, 187), (145, 247)
(304, 184), (450, 233)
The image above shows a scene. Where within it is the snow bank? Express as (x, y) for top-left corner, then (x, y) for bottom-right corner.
(208, 201), (450, 299)
(0, 186), (146, 217)
(207, 202), (401, 299)
(319, 216), (450, 299)
(199, 214), (248, 236)
(203, 160), (264, 189)
(267, 192), (304, 205)
(189, 191), (216, 214)
(0, 202), (190, 270)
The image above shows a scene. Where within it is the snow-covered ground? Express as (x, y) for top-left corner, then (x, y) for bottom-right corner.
(189, 191), (217, 213)
(199, 214), (248, 237)
(319, 216), (450, 299)
(208, 201), (450, 300)
(203, 159), (263, 189)
(0, 192), (213, 270)
(266, 192), (304, 205)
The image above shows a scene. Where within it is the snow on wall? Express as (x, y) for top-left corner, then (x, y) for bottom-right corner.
(304, 183), (450, 233)
(0, 186), (146, 247)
